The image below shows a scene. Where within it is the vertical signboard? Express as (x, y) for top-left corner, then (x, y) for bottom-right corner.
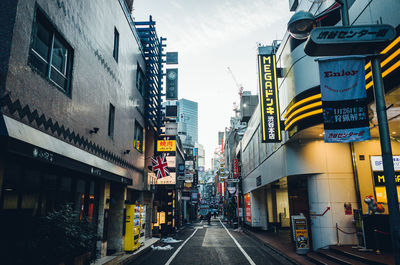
(258, 54), (281, 143)
(244, 193), (251, 223)
(194, 148), (198, 169)
(371, 156), (400, 203)
(232, 159), (239, 179)
(218, 132), (224, 145)
(166, 69), (178, 100)
(318, 57), (370, 142)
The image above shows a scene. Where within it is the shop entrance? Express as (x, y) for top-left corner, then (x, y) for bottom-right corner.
(266, 177), (290, 230)
(287, 175), (311, 247)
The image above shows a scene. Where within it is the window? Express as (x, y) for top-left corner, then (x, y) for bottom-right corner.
(136, 63), (145, 96)
(113, 28), (119, 62)
(29, 8), (73, 95)
(108, 104), (115, 139)
(134, 121), (143, 152)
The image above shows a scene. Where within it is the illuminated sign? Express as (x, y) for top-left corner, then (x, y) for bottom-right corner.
(156, 172), (176, 185)
(157, 140), (176, 152)
(258, 54), (281, 143)
(371, 156), (400, 203)
(244, 193), (251, 223)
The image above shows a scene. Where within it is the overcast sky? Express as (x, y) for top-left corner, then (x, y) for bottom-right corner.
(133, 0), (292, 169)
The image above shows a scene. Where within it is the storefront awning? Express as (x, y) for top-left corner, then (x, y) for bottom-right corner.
(0, 115), (132, 185)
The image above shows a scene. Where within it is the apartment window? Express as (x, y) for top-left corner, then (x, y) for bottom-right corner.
(29, 8), (73, 95)
(113, 28), (119, 62)
(108, 104), (115, 139)
(136, 63), (145, 96)
(134, 121), (143, 152)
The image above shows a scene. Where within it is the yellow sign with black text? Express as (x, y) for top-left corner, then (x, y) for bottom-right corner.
(258, 54), (281, 143)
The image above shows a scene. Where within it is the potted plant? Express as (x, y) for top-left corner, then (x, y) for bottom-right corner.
(27, 203), (98, 265)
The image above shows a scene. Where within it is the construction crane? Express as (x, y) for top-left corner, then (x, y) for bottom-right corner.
(227, 67), (244, 97)
(227, 67), (244, 116)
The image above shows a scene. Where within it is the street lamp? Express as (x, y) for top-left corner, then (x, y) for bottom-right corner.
(289, 1), (400, 263)
(287, 10), (316, 40)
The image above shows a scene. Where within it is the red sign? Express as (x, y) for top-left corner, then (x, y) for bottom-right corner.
(244, 193), (251, 223)
(232, 159), (239, 179)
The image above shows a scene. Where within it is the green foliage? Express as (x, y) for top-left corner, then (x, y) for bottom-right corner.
(28, 203), (98, 265)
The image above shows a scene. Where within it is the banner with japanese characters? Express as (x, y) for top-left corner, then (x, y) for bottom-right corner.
(318, 56), (370, 143)
(258, 54), (281, 143)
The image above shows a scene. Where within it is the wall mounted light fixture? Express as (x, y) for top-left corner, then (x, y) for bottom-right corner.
(89, 127), (99, 134)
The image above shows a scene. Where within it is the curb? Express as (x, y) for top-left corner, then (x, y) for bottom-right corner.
(243, 229), (301, 265)
(118, 239), (160, 265)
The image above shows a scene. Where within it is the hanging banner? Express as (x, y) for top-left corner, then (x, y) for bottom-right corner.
(258, 54), (281, 143)
(318, 56), (370, 142)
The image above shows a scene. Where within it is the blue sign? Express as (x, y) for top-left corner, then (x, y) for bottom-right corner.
(178, 164), (185, 176)
(194, 148), (199, 169)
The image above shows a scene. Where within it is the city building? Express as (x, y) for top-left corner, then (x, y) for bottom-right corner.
(238, 0), (400, 252)
(0, 0), (166, 261)
(177, 98), (198, 148)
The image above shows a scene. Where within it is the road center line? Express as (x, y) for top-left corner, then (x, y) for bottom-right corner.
(219, 218), (256, 265)
(165, 227), (199, 265)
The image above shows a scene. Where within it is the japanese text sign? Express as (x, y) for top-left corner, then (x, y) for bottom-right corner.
(305, 25), (395, 56)
(318, 57), (370, 143)
(258, 54), (281, 143)
(157, 140), (176, 152)
(370, 156), (400, 203)
(311, 25), (394, 44)
(232, 159), (239, 179)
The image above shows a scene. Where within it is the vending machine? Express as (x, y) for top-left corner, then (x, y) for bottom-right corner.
(133, 205), (141, 250)
(124, 204), (135, 251)
(140, 205), (146, 245)
(124, 204), (141, 252)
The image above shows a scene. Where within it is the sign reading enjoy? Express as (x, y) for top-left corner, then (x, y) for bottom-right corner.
(318, 56), (370, 143)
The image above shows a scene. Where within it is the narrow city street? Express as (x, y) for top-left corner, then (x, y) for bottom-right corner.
(132, 219), (293, 265)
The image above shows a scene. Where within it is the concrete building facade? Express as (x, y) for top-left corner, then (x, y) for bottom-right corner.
(239, 0), (400, 251)
(0, 0), (165, 262)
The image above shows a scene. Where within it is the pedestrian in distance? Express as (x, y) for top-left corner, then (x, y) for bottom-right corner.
(206, 211), (211, 225)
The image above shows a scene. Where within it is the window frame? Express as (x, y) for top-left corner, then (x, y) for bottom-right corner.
(136, 63), (145, 96)
(28, 6), (74, 97)
(108, 103), (115, 140)
(134, 121), (144, 152)
(113, 27), (119, 62)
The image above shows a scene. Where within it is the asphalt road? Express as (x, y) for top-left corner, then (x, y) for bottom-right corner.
(132, 218), (293, 265)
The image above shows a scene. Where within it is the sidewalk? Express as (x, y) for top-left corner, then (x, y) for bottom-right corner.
(244, 229), (314, 265)
(92, 237), (160, 265)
